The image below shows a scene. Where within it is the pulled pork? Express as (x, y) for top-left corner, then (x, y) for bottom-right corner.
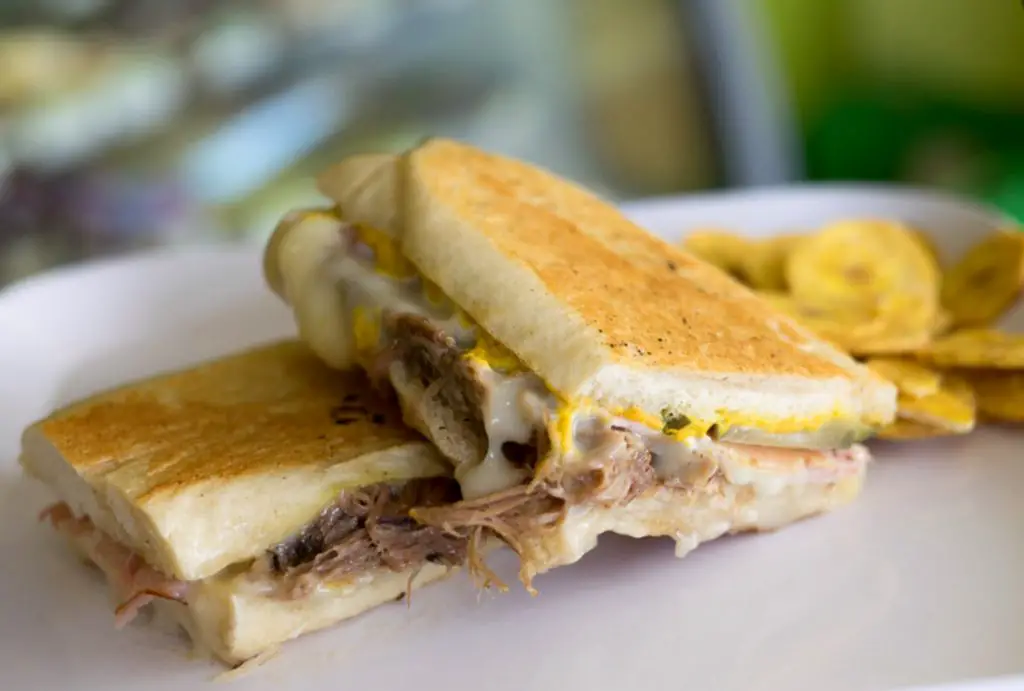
(543, 426), (657, 506)
(263, 477), (469, 599)
(384, 313), (490, 466)
(385, 315), (660, 590)
(410, 428), (657, 592)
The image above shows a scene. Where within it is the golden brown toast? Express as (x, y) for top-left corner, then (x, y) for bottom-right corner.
(21, 341), (449, 580)
(401, 139), (895, 431)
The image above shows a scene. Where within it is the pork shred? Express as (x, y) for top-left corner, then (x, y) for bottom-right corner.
(410, 427), (657, 591)
(545, 426), (656, 506)
(387, 314), (658, 589)
(264, 477), (468, 599)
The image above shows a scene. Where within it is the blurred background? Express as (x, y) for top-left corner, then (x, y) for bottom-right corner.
(1, 0), (1023, 285)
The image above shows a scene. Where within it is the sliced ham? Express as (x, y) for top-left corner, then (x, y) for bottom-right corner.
(40, 503), (189, 627)
(709, 442), (868, 488)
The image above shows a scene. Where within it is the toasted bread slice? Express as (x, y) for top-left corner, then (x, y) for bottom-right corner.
(20, 341), (449, 581)
(310, 140), (894, 434)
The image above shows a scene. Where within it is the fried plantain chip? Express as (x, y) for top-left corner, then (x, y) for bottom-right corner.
(877, 418), (963, 440)
(958, 369), (1024, 423)
(866, 357), (942, 398)
(761, 291), (931, 356)
(930, 308), (954, 337)
(842, 293), (938, 356)
(895, 374), (976, 433)
(916, 329), (1024, 369)
(844, 329), (934, 357)
(738, 235), (801, 291)
(785, 219), (941, 316)
(910, 228), (943, 266)
(682, 229), (750, 281)
(941, 229), (1024, 328)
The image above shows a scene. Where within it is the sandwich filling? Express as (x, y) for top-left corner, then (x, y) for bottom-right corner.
(39, 477), (469, 627)
(275, 211), (872, 585)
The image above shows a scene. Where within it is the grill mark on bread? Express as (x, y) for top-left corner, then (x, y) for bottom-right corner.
(35, 342), (426, 498)
(406, 139), (852, 378)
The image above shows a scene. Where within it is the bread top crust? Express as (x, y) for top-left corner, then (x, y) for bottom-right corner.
(404, 140), (849, 376)
(34, 341), (427, 494)
(21, 341), (448, 580)
(399, 139), (894, 426)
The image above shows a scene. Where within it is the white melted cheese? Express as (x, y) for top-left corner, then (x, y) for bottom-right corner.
(328, 250), (474, 352)
(457, 367), (548, 498)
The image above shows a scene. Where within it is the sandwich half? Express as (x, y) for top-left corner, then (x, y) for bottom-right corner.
(263, 139), (898, 589)
(20, 341), (475, 665)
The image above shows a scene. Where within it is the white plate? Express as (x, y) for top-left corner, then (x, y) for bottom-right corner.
(1, 187), (1022, 691)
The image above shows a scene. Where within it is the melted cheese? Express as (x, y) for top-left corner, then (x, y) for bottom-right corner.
(456, 367), (546, 498)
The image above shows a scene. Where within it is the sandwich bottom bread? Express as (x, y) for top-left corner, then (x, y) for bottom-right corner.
(20, 341), (483, 666)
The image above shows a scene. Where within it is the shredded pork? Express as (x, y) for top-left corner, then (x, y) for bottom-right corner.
(263, 477), (468, 598)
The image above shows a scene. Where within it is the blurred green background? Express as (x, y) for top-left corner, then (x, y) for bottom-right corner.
(1, 0), (1023, 284)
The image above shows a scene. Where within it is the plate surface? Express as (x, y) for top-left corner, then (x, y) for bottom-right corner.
(1, 188), (1022, 691)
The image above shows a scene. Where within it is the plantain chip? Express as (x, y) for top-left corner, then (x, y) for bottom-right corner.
(757, 291), (871, 324)
(911, 228), (943, 266)
(877, 418), (962, 441)
(756, 290), (800, 314)
(785, 219), (941, 316)
(760, 291), (931, 356)
(682, 229), (750, 280)
(844, 329), (934, 357)
(752, 221), (1022, 442)
(866, 357), (942, 398)
(941, 229), (1024, 328)
(930, 308), (954, 337)
(843, 293), (937, 356)
(738, 235), (801, 291)
(895, 374), (976, 433)
(916, 329), (1024, 369)
(958, 369), (1024, 423)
